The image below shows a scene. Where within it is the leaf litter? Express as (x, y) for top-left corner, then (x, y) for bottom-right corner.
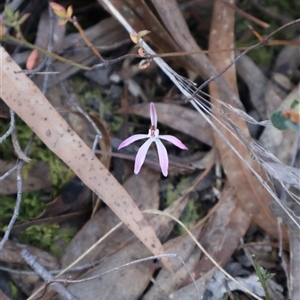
(0, 1), (300, 300)
(111, 2), (299, 231)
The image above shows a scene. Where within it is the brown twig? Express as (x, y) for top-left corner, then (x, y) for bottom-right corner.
(222, 279), (235, 300)
(92, 40), (300, 69)
(189, 18), (300, 98)
(220, 0), (270, 28)
(71, 16), (105, 64)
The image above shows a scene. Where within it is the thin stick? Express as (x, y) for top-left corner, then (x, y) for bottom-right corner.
(91, 39), (300, 69)
(11, 126), (31, 162)
(143, 210), (263, 300)
(21, 249), (79, 300)
(71, 16), (105, 64)
(0, 162), (23, 250)
(0, 164), (18, 181)
(0, 260), (104, 275)
(222, 278), (235, 300)
(50, 253), (201, 299)
(27, 222), (123, 300)
(190, 18), (300, 97)
(220, 0), (270, 28)
(6, 35), (91, 71)
(0, 108), (15, 143)
(0, 133), (34, 183)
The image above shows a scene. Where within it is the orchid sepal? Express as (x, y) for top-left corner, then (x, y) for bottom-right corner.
(159, 135), (188, 150)
(155, 139), (169, 176)
(118, 134), (149, 150)
(134, 138), (153, 174)
(150, 102), (157, 127)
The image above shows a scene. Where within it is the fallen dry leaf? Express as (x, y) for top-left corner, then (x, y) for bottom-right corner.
(0, 290), (10, 300)
(47, 167), (200, 299)
(0, 160), (52, 194)
(208, 0), (288, 241)
(235, 53), (268, 119)
(0, 238), (58, 267)
(45, 82), (112, 167)
(26, 49), (39, 70)
(0, 238), (59, 296)
(35, 176), (92, 218)
(0, 99), (10, 118)
(32, 17), (127, 89)
(270, 188), (300, 298)
(144, 226), (202, 299)
(62, 179), (200, 300)
(53, 171), (193, 300)
(183, 183), (251, 285)
(0, 46), (171, 270)
(170, 267), (216, 300)
(10, 210), (90, 237)
(97, 0), (196, 71)
(30, 167), (160, 300)
(60, 167), (160, 269)
(260, 83), (299, 164)
(66, 241), (155, 300)
(115, 0), (287, 240)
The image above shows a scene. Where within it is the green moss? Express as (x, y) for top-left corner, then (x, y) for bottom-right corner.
(72, 76), (89, 94)
(110, 115), (123, 132)
(0, 195), (16, 224)
(8, 281), (18, 300)
(265, 0), (296, 17)
(234, 0), (300, 68)
(8, 120), (72, 184)
(164, 177), (190, 207)
(35, 148), (73, 195)
(0, 118), (73, 226)
(248, 47), (274, 68)
(163, 178), (200, 234)
(72, 76), (124, 134)
(0, 192), (45, 227)
(177, 198), (200, 235)
(18, 223), (76, 257)
(20, 192), (46, 220)
(0, 137), (14, 160)
(72, 76), (102, 112)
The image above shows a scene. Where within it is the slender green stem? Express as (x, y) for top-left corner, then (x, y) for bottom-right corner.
(6, 35), (92, 71)
(72, 16), (105, 63)
(252, 255), (272, 300)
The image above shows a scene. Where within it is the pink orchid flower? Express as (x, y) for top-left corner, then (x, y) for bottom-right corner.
(118, 102), (188, 176)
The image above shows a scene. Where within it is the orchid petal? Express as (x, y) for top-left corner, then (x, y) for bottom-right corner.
(134, 138), (153, 174)
(118, 134), (148, 150)
(150, 102), (157, 127)
(159, 135), (188, 150)
(155, 138), (169, 177)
